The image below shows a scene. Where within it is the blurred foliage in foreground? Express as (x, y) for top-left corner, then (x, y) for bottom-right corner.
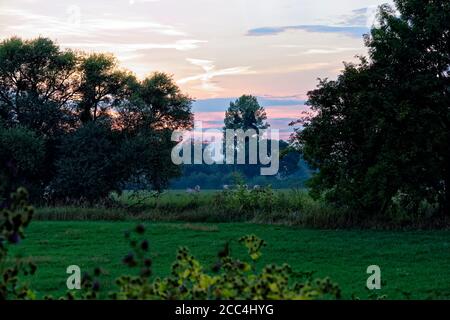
(0, 188), (36, 299)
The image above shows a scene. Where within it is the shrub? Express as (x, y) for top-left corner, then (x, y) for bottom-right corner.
(0, 126), (45, 202)
(51, 122), (128, 203)
(213, 185), (276, 219)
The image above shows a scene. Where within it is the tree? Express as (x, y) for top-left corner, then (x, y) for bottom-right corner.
(0, 37), (82, 198)
(224, 95), (269, 132)
(0, 37), (194, 200)
(223, 96), (269, 177)
(78, 53), (136, 123)
(292, 0), (450, 217)
(115, 72), (194, 191)
(0, 37), (79, 136)
(122, 129), (180, 192)
(115, 72), (193, 133)
(278, 140), (301, 178)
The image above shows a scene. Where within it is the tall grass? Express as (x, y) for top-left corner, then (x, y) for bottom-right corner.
(35, 188), (338, 224)
(34, 188), (450, 229)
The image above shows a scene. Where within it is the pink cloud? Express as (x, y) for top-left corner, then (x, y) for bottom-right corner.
(265, 105), (309, 119)
(194, 111), (225, 122)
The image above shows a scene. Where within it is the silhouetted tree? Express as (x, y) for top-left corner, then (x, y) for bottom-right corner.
(224, 95), (269, 132)
(0, 37), (194, 201)
(78, 53), (136, 123)
(292, 0), (450, 216)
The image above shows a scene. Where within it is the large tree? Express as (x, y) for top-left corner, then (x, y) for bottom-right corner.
(0, 37), (79, 136)
(223, 95), (281, 178)
(0, 37), (194, 200)
(293, 0), (450, 217)
(115, 72), (193, 133)
(115, 72), (194, 191)
(0, 37), (80, 197)
(78, 53), (136, 123)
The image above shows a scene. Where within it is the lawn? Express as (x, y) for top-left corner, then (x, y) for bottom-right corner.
(10, 221), (450, 300)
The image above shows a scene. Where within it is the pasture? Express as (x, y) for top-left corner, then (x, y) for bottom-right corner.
(10, 221), (450, 299)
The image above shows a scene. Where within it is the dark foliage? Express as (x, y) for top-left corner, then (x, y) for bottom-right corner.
(292, 0), (450, 217)
(0, 37), (193, 202)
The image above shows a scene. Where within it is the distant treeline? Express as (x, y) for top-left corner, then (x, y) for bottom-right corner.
(167, 140), (313, 190)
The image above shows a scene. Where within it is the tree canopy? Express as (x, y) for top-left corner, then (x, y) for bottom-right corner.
(0, 37), (194, 202)
(293, 0), (450, 217)
(224, 95), (269, 132)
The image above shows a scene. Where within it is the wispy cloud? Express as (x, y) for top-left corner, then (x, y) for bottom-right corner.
(129, 0), (160, 4)
(337, 7), (379, 27)
(61, 40), (206, 52)
(0, 8), (187, 37)
(251, 62), (330, 75)
(85, 19), (187, 36)
(280, 47), (361, 56)
(178, 59), (251, 92)
(302, 47), (360, 54)
(0, 0), (387, 101)
(246, 6), (380, 39)
(247, 25), (369, 38)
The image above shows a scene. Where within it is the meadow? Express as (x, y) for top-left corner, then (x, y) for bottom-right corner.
(10, 221), (450, 300)
(5, 189), (448, 300)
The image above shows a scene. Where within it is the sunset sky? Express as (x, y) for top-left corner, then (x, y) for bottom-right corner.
(0, 0), (392, 138)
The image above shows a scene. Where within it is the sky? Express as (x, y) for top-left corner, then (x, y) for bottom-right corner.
(0, 0), (392, 139)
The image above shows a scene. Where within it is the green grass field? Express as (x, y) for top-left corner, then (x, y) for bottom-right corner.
(9, 221), (450, 299)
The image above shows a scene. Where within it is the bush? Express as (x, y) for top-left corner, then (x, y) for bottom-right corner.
(0, 126), (45, 202)
(213, 185), (276, 219)
(51, 122), (128, 203)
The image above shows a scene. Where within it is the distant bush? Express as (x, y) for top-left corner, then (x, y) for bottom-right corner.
(213, 185), (276, 219)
